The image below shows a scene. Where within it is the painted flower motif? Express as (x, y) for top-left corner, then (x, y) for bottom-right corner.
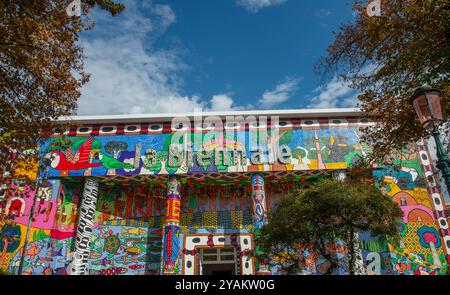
(418, 226), (441, 248)
(417, 226), (442, 270)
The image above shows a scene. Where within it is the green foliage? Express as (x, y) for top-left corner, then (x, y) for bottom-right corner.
(85, 0), (125, 16)
(317, 0), (449, 162)
(0, 0), (124, 184)
(261, 178), (403, 275)
(360, 238), (388, 253)
(32, 229), (49, 241)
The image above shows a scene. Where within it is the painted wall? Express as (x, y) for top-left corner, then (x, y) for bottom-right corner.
(40, 128), (365, 177)
(1, 123), (448, 275)
(361, 143), (448, 275)
(1, 179), (76, 275)
(263, 144), (449, 275)
(1, 179), (256, 275)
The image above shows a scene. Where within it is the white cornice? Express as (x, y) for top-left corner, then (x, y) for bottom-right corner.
(57, 108), (364, 124)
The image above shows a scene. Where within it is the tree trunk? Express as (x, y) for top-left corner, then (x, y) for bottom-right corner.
(348, 229), (355, 275)
(346, 229), (366, 275)
(322, 253), (339, 275)
(319, 238), (339, 275)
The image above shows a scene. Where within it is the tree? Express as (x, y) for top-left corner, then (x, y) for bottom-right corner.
(105, 141), (128, 159)
(316, 0), (449, 162)
(260, 178), (403, 275)
(0, 0), (124, 184)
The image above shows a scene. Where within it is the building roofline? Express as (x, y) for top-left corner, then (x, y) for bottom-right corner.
(57, 108), (364, 124)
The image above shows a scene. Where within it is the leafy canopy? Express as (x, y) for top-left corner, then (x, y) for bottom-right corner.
(317, 0), (449, 162)
(0, 0), (124, 183)
(261, 178), (403, 274)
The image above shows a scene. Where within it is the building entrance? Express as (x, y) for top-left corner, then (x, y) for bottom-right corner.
(200, 248), (237, 275)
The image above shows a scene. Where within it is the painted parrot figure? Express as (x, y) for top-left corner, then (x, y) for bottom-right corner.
(44, 137), (101, 171)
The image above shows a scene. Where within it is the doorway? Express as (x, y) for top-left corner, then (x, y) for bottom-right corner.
(200, 248), (237, 275)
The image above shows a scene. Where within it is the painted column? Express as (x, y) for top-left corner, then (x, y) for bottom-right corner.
(332, 170), (366, 275)
(251, 173), (269, 274)
(417, 140), (450, 266)
(162, 175), (182, 274)
(69, 177), (99, 275)
(251, 173), (268, 228)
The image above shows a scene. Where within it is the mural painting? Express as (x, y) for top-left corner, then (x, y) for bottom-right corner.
(360, 143), (448, 275)
(40, 128), (366, 178)
(0, 121), (447, 275)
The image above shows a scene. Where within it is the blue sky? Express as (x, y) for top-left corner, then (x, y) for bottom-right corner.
(77, 0), (359, 115)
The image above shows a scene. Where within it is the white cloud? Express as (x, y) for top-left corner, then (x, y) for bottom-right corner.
(258, 77), (301, 108)
(206, 93), (254, 112)
(77, 0), (305, 115)
(208, 94), (235, 111)
(77, 0), (205, 115)
(151, 3), (176, 28)
(307, 77), (358, 109)
(236, 0), (288, 13)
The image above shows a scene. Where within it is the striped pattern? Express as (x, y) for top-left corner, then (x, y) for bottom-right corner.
(416, 141), (450, 263)
(53, 117), (377, 137)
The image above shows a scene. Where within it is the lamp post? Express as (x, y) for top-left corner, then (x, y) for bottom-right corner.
(410, 86), (450, 194)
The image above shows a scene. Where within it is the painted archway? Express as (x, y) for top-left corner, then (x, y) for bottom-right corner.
(182, 233), (255, 275)
(5, 197), (25, 217)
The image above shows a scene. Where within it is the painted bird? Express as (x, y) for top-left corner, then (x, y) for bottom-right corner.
(44, 137), (101, 171)
(98, 152), (134, 170)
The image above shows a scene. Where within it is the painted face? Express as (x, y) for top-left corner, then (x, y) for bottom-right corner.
(44, 152), (60, 168)
(254, 191), (263, 202)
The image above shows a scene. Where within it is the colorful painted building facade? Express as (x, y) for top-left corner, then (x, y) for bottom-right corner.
(0, 109), (449, 275)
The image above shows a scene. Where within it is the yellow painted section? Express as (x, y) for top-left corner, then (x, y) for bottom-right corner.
(383, 178), (432, 208)
(308, 160), (318, 170)
(324, 162), (347, 169)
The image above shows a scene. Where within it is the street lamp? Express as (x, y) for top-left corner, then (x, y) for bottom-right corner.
(410, 86), (450, 194)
